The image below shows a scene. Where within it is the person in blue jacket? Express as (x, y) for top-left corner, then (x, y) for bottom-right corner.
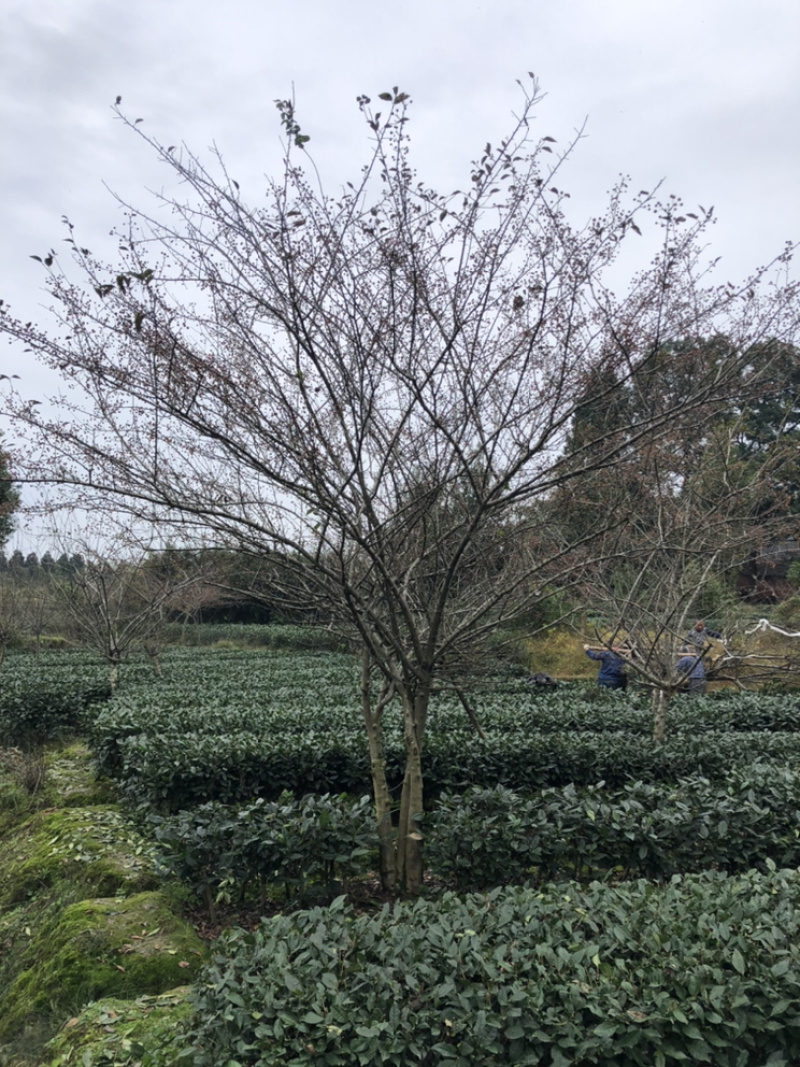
(676, 648), (707, 695)
(583, 644), (627, 690)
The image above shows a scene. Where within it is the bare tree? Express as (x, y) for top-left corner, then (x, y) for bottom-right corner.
(2, 81), (798, 888)
(569, 381), (800, 739)
(0, 573), (29, 669)
(52, 545), (200, 687)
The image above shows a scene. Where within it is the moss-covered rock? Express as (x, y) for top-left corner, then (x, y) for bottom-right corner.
(0, 891), (206, 1044)
(0, 806), (160, 910)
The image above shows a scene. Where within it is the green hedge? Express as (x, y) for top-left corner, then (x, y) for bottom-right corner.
(182, 868), (800, 1066)
(521, 688), (800, 734)
(426, 766), (800, 889)
(150, 793), (377, 909)
(81, 646), (800, 810)
(113, 727), (800, 811)
(142, 767), (800, 901)
(0, 675), (110, 750)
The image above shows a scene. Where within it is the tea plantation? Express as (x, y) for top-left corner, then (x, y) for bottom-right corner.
(4, 641), (800, 1065)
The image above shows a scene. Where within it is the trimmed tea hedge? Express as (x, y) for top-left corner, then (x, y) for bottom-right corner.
(0, 666), (110, 750)
(143, 767), (800, 900)
(150, 793), (377, 909)
(81, 647), (800, 810)
(113, 727), (800, 811)
(426, 766), (800, 889)
(183, 867), (800, 1066)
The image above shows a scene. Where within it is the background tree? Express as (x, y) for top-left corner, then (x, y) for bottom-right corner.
(569, 367), (800, 739)
(52, 544), (203, 686)
(2, 81), (798, 888)
(0, 445), (19, 549)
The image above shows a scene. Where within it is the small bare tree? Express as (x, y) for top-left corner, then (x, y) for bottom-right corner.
(2, 81), (798, 887)
(0, 574), (27, 670)
(568, 369), (800, 739)
(52, 545), (201, 687)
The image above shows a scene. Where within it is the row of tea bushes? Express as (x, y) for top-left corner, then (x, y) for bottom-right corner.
(182, 867), (800, 1067)
(522, 688), (800, 735)
(90, 699), (360, 779)
(426, 766), (800, 889)
(150, 793), (376, 911)
(89, 662), (800, 757)
(0, 653), (110, 750)
(144, 767), (800, 906)
(113, 726), (800, 810)
(117, 730), (373, 809)
(163, 622), (348, 651)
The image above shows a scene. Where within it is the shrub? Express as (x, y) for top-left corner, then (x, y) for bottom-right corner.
(183, 869), (800, 1066)
(426, 767), (800, 889)
(150, 793), (377, 914)
(0, 676), (110, 751)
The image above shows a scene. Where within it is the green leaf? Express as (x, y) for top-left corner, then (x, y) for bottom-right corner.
(731, 948), (746, 975)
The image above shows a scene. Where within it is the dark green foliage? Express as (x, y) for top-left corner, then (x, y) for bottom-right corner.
(150, 793), (377, 908)
(426, 767), (800, 889)
(0, 662), (110, 751)
(147, 767), (800, 903)
(115, 731), (376, 809)
(85, 649), (800, 809)
(182, 869), (800, 1066)
(0, 446), (18, 549)
(109, 726), (800, 811)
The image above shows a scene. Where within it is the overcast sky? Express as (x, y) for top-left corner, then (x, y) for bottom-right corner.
(1, 0), (798, 550)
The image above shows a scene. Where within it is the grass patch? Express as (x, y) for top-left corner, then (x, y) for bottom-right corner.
(524, 628), (594, 680)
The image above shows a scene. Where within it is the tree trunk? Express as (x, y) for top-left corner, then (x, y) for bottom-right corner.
(396, 684), (429, 893)
(360, 652), (397, 891)
(651, 687), (670, 742)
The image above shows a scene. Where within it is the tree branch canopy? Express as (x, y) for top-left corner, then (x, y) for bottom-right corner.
(2, 91), (798, 670)
(3, 79), (798, 886)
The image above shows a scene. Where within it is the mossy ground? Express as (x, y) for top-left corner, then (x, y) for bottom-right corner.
(0, 744), (113, 839)
(45, 744), (116, 808)
(0, 805), (161, 911)
(42, 990), (193, 1067)
(0, 745), (206, 1067)
(0, 892), (205, 1047)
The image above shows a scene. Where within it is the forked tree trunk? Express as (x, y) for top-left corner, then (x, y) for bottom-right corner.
(108, 658), (120, 691)
(360, 652), (397, 891)
(396, 684), (430, 893)
(652, 688), (670, 742)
